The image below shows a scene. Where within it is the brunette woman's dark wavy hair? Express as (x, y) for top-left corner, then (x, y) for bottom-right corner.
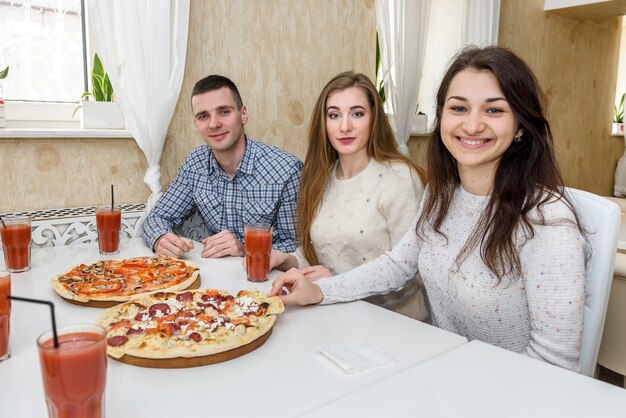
(417, 45), (584, 279)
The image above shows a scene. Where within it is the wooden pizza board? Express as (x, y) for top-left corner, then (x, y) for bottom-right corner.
(60, 275), (201, 308)
(111, 327), (273, 368)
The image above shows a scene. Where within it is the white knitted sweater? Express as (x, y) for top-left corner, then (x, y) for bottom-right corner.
(294, 159), (423, 273)
(292, 159), (424, 310)
(317, 186), (586, 371)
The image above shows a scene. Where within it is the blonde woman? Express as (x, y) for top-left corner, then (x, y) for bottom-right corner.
(270, 71), (427, 320)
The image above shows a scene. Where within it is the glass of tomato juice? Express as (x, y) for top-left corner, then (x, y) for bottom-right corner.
(95, 205), (121, 255)
(0, 269), (10, 362)
(37, 324), (108, 418)
(244, 224), (273, 282)
(1, 215), (32, 272)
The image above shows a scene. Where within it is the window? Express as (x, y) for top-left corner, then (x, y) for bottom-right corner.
(613, 16), (626, 134)
(375, 0), (499, 136)
(416, 1), (465, 124)
(0, 0), (86, 129)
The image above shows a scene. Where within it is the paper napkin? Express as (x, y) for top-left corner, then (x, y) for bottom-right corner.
(317, 343), (396, 374)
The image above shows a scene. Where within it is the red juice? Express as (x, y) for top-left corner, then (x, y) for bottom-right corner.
(95, 207), (121, 254)
(1, 221), (32, 272)
(244, 226), (273, 282)
(0, 271), (10, 361)
(38, 327), (107, 418)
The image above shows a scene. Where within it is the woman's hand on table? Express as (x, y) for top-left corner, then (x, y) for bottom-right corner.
(300, 265), (332, 282)
(202, 230), (243, 258)
(268, 268), (324, 306)
(155, 233), (194, 257)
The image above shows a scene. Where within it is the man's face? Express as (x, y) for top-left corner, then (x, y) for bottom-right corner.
(191, 87), (248, 156)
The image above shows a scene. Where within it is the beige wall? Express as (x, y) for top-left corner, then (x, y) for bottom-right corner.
(0, 0), (375, 213)
(164, 0), (376, 187)
(500, 0), (623, 195)
(0, 137), (149, 211)
(409, 0), (624, 196)
(2, 0), (622, 212)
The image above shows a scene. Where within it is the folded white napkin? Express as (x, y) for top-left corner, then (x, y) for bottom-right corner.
(317, 343), (396, 374)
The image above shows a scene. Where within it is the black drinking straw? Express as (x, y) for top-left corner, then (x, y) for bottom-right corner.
(110, 184), (114, 211)
(7, 296), (59, 348)
(0, 215), (5, 229)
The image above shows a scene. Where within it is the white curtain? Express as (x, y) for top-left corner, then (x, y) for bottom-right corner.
(377, 0), (500, 151)
(376, 0), (431, 155)
(462, 0), (501, 46)
(87, 0), (190, 232)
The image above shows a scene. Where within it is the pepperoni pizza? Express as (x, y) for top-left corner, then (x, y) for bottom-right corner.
(97, 289), (284, 362)
(50, 255), (199, 303)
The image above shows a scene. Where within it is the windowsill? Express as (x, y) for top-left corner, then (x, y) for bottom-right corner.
(0, 128), (133, 139)
(410, 129), (432, 137)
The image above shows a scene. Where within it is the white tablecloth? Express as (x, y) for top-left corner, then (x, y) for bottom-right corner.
(0, 238), (467, 417)
(303, 340), (626, 418)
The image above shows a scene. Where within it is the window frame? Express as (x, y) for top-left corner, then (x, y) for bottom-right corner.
(0, 0), (128, 135)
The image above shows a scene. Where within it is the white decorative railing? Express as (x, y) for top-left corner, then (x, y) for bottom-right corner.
(174, 209), (210, 242)
(2, 204), (145, 248)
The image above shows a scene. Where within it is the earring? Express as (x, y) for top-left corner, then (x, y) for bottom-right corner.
(514, 129), (523, 143)
(514, 135), (522, 143)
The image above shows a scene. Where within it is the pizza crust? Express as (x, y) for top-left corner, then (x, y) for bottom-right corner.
(50, 278), (88, 302)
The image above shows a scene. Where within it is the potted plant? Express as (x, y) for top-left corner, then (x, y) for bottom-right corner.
(0, 66), (8, 128)
(412, 110), (428, 134)
(80, 53), (125, 129)
(613, 93), (624, 135)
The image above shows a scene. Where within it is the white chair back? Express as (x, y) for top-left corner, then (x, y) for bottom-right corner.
(566, 188), (620, 376)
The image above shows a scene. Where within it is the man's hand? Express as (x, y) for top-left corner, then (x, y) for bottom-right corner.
(202, 230), (243, 258)
(268, 250), (299, 271)
(154, 233), (194, 257)
(267, 268), (324, 306)
(300, 265), (332, 282)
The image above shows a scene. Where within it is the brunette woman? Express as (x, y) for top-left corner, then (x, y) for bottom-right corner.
(269, 47), (587, 372)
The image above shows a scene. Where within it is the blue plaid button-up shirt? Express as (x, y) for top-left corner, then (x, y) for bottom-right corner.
(142, 137), (303, 252)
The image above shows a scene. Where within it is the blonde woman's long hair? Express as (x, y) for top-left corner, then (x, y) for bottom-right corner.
(297, 71), (426, 265)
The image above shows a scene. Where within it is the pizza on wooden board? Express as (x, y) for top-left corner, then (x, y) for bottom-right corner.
(97, 289), (284, 360)
(50, 255), (199, 303)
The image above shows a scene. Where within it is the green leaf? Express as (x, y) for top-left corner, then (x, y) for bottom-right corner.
(376, 33), (381, 76)
(0, 66), (8, 79)
(89, 53), (114, 101)
(615, 93), (625, 123)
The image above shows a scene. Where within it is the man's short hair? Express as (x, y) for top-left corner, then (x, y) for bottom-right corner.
(192, 75), (243, 109)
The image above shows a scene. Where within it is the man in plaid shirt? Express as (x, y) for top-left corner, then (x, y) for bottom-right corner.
(142, 75), (303, 258)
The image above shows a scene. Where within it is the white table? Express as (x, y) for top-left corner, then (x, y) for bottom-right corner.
(0, 238), (467, 418)
(303, 340), (626, 418)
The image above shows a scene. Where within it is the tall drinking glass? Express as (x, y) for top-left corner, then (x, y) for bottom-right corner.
(95, 205), (121, 255)
(1, 215), (32, 272)
(0, 269), (10, 362)
(37, 324), (108, 418)
(244, 224), (273, 282)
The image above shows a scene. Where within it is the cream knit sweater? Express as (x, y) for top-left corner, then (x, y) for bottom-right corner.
(293, 159), (425, 312)
(317, 186), (586, 372)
